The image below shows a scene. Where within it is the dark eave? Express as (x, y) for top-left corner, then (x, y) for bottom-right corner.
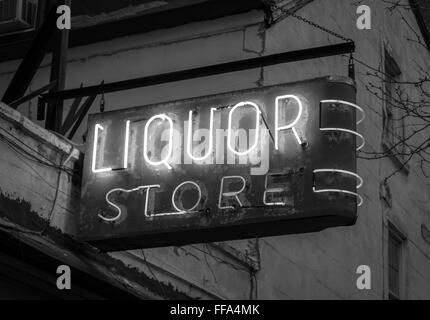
(0, 0), (269, 63)
(0, 218), (193, 300)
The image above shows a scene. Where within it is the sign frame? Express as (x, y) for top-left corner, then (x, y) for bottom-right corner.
(79, 76), (362, 251)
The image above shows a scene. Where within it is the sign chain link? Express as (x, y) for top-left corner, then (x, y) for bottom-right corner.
(271, 4), (353, 43)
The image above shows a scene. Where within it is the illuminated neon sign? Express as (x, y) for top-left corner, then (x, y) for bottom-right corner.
(80, 76), (364, 251)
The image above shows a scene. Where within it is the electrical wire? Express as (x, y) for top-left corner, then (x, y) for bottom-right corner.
(0, 128), (73, 236)
(0, 126), (76, 175)
(271, 4), (353, 43)
(49, 129), (86, 148)
(0, 134), (72, 174)
(0, 152), (64, 236)
(140, 250), (167, 298)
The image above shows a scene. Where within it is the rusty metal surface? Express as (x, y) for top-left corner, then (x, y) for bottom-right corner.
(79, 76), (358, 251)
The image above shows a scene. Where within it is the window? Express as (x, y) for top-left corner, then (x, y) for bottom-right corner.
(388, 223), (406, 300)
(0, 0), (38, 34)
(0, 0), (17, 22)
(382, 47), (406, 160)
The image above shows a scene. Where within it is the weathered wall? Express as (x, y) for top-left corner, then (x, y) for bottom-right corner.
(0, 102), (80, 236)
(258, 0), (430, 299)
(0, 101), (255, 299)
(0, 0), (429, 299)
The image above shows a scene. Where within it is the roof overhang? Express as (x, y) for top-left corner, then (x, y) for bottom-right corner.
(0, 0), (270, 63)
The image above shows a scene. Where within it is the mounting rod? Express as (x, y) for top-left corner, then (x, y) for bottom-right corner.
(42, 42), (354, 101)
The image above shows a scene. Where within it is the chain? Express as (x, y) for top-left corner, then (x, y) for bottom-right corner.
(271, 4), (353, 43)
(100, 80), (105, 113)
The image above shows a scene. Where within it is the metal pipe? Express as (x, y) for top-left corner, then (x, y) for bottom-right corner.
(42, 42), (354, 101)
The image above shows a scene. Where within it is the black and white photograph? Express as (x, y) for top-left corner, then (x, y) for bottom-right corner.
(0, 0), (429, 306)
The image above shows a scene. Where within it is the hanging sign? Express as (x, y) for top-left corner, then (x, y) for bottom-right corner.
(79, 76), (364, 251)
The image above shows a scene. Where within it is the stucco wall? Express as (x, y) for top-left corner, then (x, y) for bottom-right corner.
(0, 0), (429, 299)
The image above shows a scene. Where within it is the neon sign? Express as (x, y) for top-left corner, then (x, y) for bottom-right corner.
(80, 76), (364, 251)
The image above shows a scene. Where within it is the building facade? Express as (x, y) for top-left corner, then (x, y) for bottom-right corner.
(0, 0), (429, 299)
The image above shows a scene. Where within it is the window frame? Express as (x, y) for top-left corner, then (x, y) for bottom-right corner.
(386, 220), (407, 300)
(381, 42), (409, 173)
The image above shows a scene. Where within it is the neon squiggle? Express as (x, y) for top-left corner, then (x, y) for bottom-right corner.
(320, 100), (365, 124)
(320, 127), (366, 151)
(312, 169), (364, 207)
(319, 100), (366, 151)
(313, 169), (363, 188)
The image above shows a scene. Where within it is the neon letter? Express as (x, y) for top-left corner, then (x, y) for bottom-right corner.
(186, 108), (215, 161)
(218, 176), (246, 210)
(92, 124), (112, 173)
(144, 114), (173, 169)
(263, 173), (287, 206)
(171, 181), (202, 213)
(275, 95), (303, 149)
(123, 120), (130, 169)
(227, 101), (261, 156)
